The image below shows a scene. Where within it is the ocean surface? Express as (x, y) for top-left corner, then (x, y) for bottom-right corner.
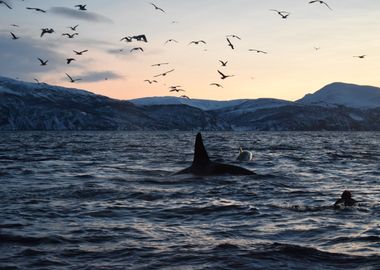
(0, 131), (379, 270)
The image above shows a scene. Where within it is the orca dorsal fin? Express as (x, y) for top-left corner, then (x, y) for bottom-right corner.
(193, 133), (210, 165)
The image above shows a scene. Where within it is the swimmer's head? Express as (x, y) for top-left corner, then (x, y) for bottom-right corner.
(341, 190), (352, 200)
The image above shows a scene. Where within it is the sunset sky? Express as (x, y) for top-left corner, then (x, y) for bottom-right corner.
(1, 0), (380, 101)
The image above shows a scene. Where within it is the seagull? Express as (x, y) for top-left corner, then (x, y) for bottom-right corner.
(151, 63), (169, 67)
(150, 2), (165, 12)
(169, 88), (185, 92)
(210, 83), (223, 88)
(226, 34), (241, 40)
(353, 55), (366, 59)
(66, 58), (75, 64)
(75, 4), (87, 11)
(0, 1), (12, 9)
(130, 47), (144, 53)
(10, 32), (19, 40)
(180, 95), (190, 99)
(218, 70), (234, 80)
(62, 33), (79, 38)
(154, 69), (175, 77)
(270, 9), (290, 19)
(314, 47), (321, 51)
(309, 0), (332, 10)
(37, 58), (48, 66)
(120, 36), (132, 42)
(40, 28), (54, 38)
(65, 73), (81, 83)
(73, 49), (88, 55)
(131, 34), (148, 42)
(26, 7), (46, 13)
(248, 49), (268, 54)
(144, 79), (158, 84)
(34, 78), (40, 84)
(164, 39), (178, 44)
(226, 38), (234, 50)
(68, 25), (79, 31)
(219, 60), (228, 67)
(10, 24), (19, 27)
(189, 40), (206, 45)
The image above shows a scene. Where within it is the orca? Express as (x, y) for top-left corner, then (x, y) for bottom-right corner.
(175, 133), (254, 176)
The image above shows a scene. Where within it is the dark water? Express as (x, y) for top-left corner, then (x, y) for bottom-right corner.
(0, 131), (379, 270)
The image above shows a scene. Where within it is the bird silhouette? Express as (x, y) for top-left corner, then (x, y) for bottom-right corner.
(66, 73), (81, 83)
(144, 79), (158, 84)
(62, 33), (78, 38)
(226, 38), (234, 50)
(150, 2), (165, 12)
(353, 55), (366, 59)
(270, 9), (290, 19)
(226, 34), (241, 40)
(10, 32), (19, 40)
(249, 49), (268, 54)
(132, 34), (148, 42)
(210, 83), (223, 88)
(0, 1), (11, 9)
(218, 70), (234, 80)
(66, 58), (75, 64)
(309, 0), (332, 10)
(26, 7), (46, 13)
(169, 88), (185, 92)
(73, 49), (88, 55)
(180, 95), (190, 99)
(130, 47), (144, 53)
(314, 47), (321, 51)
(152, 63), (169, 67)
(75, 4), (87, 11)
(10, 24), (19, 27)
(37, 58), (48, 66)
(120, 36), (132, 42)
(34, 78), (40, 84)
(165, 39), (178, 44)
(219, 60), (228, 67)
(41, 28), (54, 38)
(189, 40), (206, 45)
(68, 25), (79, 31)
(154, 69), (175, 77)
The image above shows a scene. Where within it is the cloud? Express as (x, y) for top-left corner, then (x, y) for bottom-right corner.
(0, 35), (67, 79)
(50, 7), (113, 23)
(74, 71), (124, 83)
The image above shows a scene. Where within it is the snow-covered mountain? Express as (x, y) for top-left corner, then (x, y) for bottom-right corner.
(1, 76), (380, 131)
(129, 96), (249, 110)
(297, 82), (380, 109)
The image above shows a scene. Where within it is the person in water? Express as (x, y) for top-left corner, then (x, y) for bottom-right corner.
(334, 190), (357, 208)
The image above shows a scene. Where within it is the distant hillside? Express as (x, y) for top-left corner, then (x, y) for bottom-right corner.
(1, 76), (380, 131)
(297, 82), (380, 109)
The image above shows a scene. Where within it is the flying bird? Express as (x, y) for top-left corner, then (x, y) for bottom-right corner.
(130, 47), (144, 53)
(68, 25), (79, 31)
(226, 38), (234, 50)
(314, 47), (321, 51)
(62, 33), (79, 38)
(165, 39), (178, 44)
(75, 4), (87, 11)
(40, 28), (54, 37)
(34, 78), (40, 84)
(210, 83), (223, 88)
(66, 58), (75, 64)
(169, 88), (185, 93)
(154, 69), (175, 77)
(226, 34), (241, 40)
(189, 40), (206, 45)
(144, 79), (158, 84)
(249, 49), (268, 54)
(37, 58), (48, 66)
(10, 32), (19, 40)
(219, 60), (228, 67)
(218, 70), (234, 80)
(26, 7), (46, 13)
(151, 63), (169, 67)
(131, 34), (148, 42)
(10, 24), (19, 27)
(0, 1), (12, 9)
(353, 55), (366, 59)
(73, 49), (88, 55)
(180, 95), (190, 99)
(120, 36), (132, 42)
(270, 9), (290, 19)
(65, 73), (81, 83)
(309, 0), (332, 10)
(150, 2), (165, 12)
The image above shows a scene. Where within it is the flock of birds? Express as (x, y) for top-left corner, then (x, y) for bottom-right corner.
(1, 0), (368, 99)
